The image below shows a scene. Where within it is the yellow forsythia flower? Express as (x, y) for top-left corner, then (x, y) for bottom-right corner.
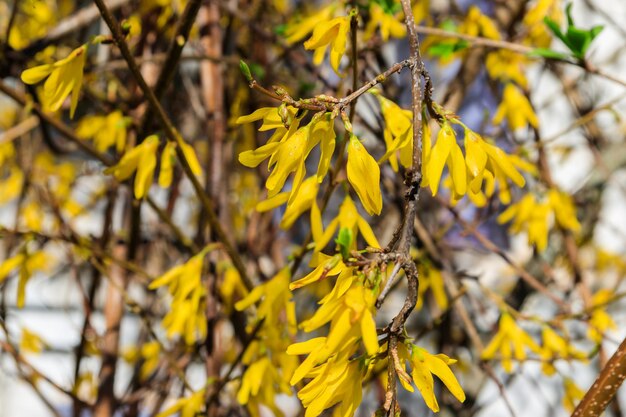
(149, 247), (215, 345)
(158, 141), (177, 188)
(540, 326), (586, 375)
(497, 188), (580, 252)
(105, 135), (159, 199)
(464, 129), (525, 203)
(21, 45), (88, 118)
(284, 4), (337, 45)
(588, 289), (617, 343)
(523, 0), (563, 48)
(347, 135), (383, 215)
(76, 111), (129, 153)
(486, 49), (530, 88)
(481, 313), (542, 372)
(155, 389), (205, 417)
(493, 83), (539, 130)
(235, 267), (297, 334)
(376, 94), (413, 171)
(410, 346), (466, 412)
(364, 3), (406, 42)
(20, 328), (47, 354)
(290, 349), (363, 417)
(290, 283), (379, 385)
(424, 123), (466, 197)
(416, 264), (447, 310)
(304, 15), (351, 75)
(256, 176), (319, 229)
(459, 6), (501, 39)
(0, 167), (24, 204)
(563, 378), (584, 412)
(0, 250), (49, 308)
(311, 196), (380, 253)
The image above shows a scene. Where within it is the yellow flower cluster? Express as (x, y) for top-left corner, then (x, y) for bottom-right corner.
(422, 120), (526, 205)
(387, 343), (465, 412)
(235, 268), (299, 417)
(149, 246), (216, 345)
(497, 188), (580, 251)
(0, 249), (49, 308)
(21, 45), (87, 118)
(482, 314), (588, 374)
(76, 111), (129, 153)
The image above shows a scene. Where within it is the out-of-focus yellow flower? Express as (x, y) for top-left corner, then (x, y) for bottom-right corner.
(284, 4), (337, 45)
(410, 346), (466, 412)
(21, 45), (88, 118)
(459, 6), (501, 39)
(497, 188), (580, 252)
(540, 326), (586, 375)
(311, 196), (380, 253)
(412, 0), (430, 24)
(563, 378), (584, 412)
(122, 341), (161, 380)
(20, 328), (47, 354)
(0, 250), (49, 308)
(493, 83), (538, 130)
(235, 267), (296, 334)
(304, 15), (351, 75)
(364, 3), (406, 42)
(7, 0), (56, 49)
(416, 264), (447, 310)
(76, 111), (129, 153)
(219, 264), (248, 315)
(105, 135), (159, 199)
(588, 289), (617, 343)
(155, 389), (205, 417)
(481, 313), (542, 372)
(237, 356), (291, 417)
(523, 0), (563, 48)
(486, 50), (529, 88)
(0, 167), (24, 204)
(423, 123), (466, 197)
(347, 134), (382, 215)
(149, 246), (216, 345)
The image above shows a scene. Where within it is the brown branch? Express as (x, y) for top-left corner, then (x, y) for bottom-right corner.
(572, 336), (626, 417)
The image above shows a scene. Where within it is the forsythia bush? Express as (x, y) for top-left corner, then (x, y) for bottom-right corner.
(0, 0), (624, 416)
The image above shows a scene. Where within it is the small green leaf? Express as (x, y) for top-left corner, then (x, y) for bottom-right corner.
(428, 40), (468, 58)
(239, 60), (253, 82)
(530, 48), (570, 60)
(335, 227), (354, 260)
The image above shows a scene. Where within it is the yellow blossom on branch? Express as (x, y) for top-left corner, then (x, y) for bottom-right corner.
(347, 134), (383, 215)
(410, 346), (466, 412)
(284, 4), (337, 45)
(155, 389), (205, 417)
(423, 123), (466, 197)
(364, 2), (406, 42)
(497, 188), (580, 252)
(587, 289), (617, 343)
(76, 111), (129, 153)
(481, 313), (542, 372)
(311, 196), (380, 253)
(21, 45), (88, 118)
(303, 15), (351, 75)
(493, 83), (539, 130)
(105, 135), (159, 199)
(540, 326), (586, 375)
